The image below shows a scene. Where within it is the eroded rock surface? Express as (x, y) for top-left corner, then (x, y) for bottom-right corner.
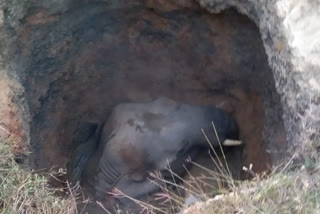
(197, 0), (320, 156)
(0, 0), (286, 174)
(1, 0), (318, 201)
(1, 0), (318, 213)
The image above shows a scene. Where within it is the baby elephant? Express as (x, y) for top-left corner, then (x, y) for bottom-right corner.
(85, 97), (240, 201)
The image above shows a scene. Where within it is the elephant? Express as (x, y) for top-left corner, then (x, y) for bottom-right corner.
(81, 97), (240, 203)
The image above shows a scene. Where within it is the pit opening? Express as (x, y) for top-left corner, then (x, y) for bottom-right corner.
(20, 1), (287, 212)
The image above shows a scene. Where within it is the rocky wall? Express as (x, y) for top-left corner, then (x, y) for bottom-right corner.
(0, 0), (317, 173)
(197, 0), (320, 156)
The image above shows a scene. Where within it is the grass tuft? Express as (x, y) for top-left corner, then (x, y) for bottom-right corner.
(182, 157), (320, 214)
(0, 138), (78, 214)
(1, 126), (319, 214)
(102, 123), (320, 214)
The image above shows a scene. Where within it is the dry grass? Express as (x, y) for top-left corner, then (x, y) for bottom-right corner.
(1, 126), (319, 214)
(183, 159), (320, 214)
(109, 154), (320, 214)
(104, 123), (320, 214)
(0, 138), (78, 214)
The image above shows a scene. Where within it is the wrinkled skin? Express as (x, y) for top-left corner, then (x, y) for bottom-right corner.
(84, 97), (239, 201)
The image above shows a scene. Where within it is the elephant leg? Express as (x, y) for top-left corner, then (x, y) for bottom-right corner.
(90, 159), (123, 199)
(112, 176), (161, 205)
(161, 146), (200, 181)
(109, 146), (199, 206)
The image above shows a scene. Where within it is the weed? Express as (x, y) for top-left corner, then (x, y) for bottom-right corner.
(0, 139), (78, 214)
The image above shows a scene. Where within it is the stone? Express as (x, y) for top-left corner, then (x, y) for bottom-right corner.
(196, 0), (320, 156)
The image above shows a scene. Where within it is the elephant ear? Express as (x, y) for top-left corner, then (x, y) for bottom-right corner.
(67, 121), (103, 185)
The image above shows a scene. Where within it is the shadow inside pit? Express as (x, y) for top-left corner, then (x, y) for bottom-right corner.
(76, 146), (244, 214)
(17, 1), (287, 213)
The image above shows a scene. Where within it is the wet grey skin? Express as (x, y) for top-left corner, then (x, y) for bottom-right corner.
(85, 97), (239, 201)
